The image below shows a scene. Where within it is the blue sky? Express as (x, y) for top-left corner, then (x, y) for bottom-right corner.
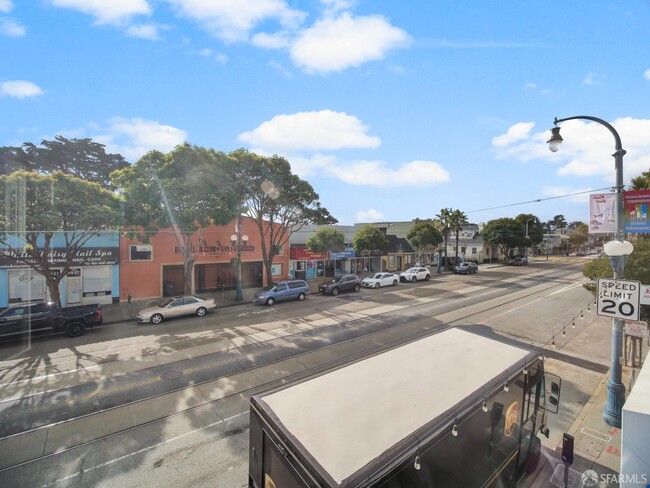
(1, 0), (650, 226)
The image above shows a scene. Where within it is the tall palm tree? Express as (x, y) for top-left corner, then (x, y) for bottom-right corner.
(450, 209), (469, 260)
(436, 208), (453, 267)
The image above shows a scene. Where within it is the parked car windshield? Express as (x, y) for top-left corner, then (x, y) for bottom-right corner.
(159, 298), (174, 307)
(405, 268), (419, 273)
(368, 274), (383, 279)
(261, 284), (277, 292)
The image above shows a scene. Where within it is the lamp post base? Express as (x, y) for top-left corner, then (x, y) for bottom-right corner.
(603, 381), (625, 428)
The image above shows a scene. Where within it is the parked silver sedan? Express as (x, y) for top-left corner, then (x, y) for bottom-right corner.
(361, 273), (399, 288)
(136, 296), (216, 324)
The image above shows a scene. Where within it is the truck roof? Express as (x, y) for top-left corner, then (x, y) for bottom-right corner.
(256, 328), (533, 486)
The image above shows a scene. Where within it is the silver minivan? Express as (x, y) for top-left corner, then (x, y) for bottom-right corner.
(253, 280), (310, 306)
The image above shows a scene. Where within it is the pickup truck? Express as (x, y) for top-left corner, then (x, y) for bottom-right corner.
(0, 301), (103, 338)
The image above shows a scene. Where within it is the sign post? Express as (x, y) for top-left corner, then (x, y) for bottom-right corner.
(597, 278), (641, 321)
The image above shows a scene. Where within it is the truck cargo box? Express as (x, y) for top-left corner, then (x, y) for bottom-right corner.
(249, 328), (554, 488)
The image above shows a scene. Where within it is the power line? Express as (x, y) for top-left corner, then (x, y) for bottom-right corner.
(466, 187), (614, 214)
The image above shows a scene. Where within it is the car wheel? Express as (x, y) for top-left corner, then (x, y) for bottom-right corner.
(425, 274), (430, 281)
(265, 297), (276, 306)
(65, 321), (85, 338)
(412, 276), (417, 283)
(332, 287), (340, 296)
(354, 284), (361, 292)
(374, 283), (380, 289)
(297, 292), (306, 301)
(393, 280), (398, 286)
(150, 313), (163, 325)
(196, 307), (207, 317)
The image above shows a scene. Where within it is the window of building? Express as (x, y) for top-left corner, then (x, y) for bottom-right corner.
(130, 244), (153, 261)
(472, 248), (477, 255)
(274, 244), (283, 256)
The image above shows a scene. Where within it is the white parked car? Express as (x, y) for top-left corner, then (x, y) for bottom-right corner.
(399, 267), (431, 283)
(136, 295), (216, 324)
(361, 272), (399, 288)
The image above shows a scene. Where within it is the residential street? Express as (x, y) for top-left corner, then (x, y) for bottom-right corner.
(0, 258), (630, 487)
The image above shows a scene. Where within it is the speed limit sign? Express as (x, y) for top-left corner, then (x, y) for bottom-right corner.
(597, 278), (641, 321)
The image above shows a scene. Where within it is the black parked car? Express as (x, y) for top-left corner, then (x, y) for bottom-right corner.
(453, 262), (478, 274)
(0, 301), (103, 338)
(318, 274), (361, 296)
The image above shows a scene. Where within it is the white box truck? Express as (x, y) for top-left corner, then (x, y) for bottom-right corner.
(248, 328), (561, 488)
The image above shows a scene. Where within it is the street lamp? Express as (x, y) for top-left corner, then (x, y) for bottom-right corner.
(547, 115), (628, 428)
(231, 216), (248, 302)
(525, 219), (532, 260)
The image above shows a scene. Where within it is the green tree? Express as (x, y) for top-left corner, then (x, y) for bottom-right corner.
(353, 225), (388, 257)
(568, 221), (589, 252)
(630, 170), (650, 190)
(1, 136), (129, 190)
(449, 209), (469, 260)
(546, 214), (568, 234)
(514, 214), (544, 254)
(407, 220), (442, 264)
(230, 149), (336, 285)
(0, 171), (122, 307)
(306, 227), (345, 254)
(480, 218), (526, 260)
(436, 208), (453, 265)
(112, 144), (240, 294)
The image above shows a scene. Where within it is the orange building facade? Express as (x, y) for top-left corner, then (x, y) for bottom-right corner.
(119, 217), (289, 301)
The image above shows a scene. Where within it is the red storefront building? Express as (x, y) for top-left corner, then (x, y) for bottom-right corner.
(120, 217), (289, 301)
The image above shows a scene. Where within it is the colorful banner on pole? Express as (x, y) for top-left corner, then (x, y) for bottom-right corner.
(589, 193), (616, 233)
(623, 189), (650, 233)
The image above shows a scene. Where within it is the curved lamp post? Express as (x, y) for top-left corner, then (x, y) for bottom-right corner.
(547, 115), (628, 428)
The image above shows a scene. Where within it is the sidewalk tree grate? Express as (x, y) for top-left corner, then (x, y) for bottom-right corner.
(160, 370), (183, 381)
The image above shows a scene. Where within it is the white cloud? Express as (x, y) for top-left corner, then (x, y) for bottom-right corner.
(0, 17), (24, 36)
(238, 110), (381, 152)
(644, 69), (650, 80)
(90, 117), (188, 161)
(582, 72), (606, 86)
(290, 13), (411, 73)
(327, 159), (450, 187)
(0, 80), (44, 98)
(0, 0), (13, 13)
(491, 122), (535, 147)
(356, 208), (384, 222)
(126, 23), (160, 39)
(166, 0), (306, 43)
(50, 0), (151, 25)
(251, 31), (290, 49)
(525, 82), (537, 89)
(493, 117), (650, 183)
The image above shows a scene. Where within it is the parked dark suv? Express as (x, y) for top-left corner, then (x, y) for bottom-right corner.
(318, 274), (361, 296)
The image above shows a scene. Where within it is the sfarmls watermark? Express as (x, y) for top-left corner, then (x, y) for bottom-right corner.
(582, 469), (648, 486)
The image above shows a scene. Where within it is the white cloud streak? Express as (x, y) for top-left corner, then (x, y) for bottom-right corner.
(51, 0), (151, 24)
(493, 118), (650, 184)
(0, 17), (24, 36)
(356, 208), (384, 222)
(0, 80), (44, 98)
(290, 13), (411, 73)
(238, 110), (381, 152)
(644, 69), (650, 80)
(0, 0), (13, 13)
(166, 0), (306, 42)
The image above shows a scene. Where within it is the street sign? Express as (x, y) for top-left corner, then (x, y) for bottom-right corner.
(624, 320), (649, 338)
(597, 278), (641, 321)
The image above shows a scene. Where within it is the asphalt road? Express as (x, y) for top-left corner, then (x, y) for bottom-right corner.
(0, 258), (610, 487)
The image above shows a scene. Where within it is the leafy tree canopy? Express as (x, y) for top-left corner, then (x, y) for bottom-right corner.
(630, 169), (650, 190)
(1, 136), (129, 190)
(306, 227), (346, 254)
(229, 149), (337, 284)
(112, 143), (241, 293)
(480, 218), (526, 257)
(0, 171), (122, 306)
(407, 221), (442, 250)
(514, 214), (544, 247)
(353, 225), (388, 255)
(546, 214), (568, 233)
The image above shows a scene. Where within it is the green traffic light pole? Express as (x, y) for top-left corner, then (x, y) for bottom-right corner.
(548, 115), (627, 428)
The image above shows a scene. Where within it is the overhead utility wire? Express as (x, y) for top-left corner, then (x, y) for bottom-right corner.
(466, 186), (614, 215)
